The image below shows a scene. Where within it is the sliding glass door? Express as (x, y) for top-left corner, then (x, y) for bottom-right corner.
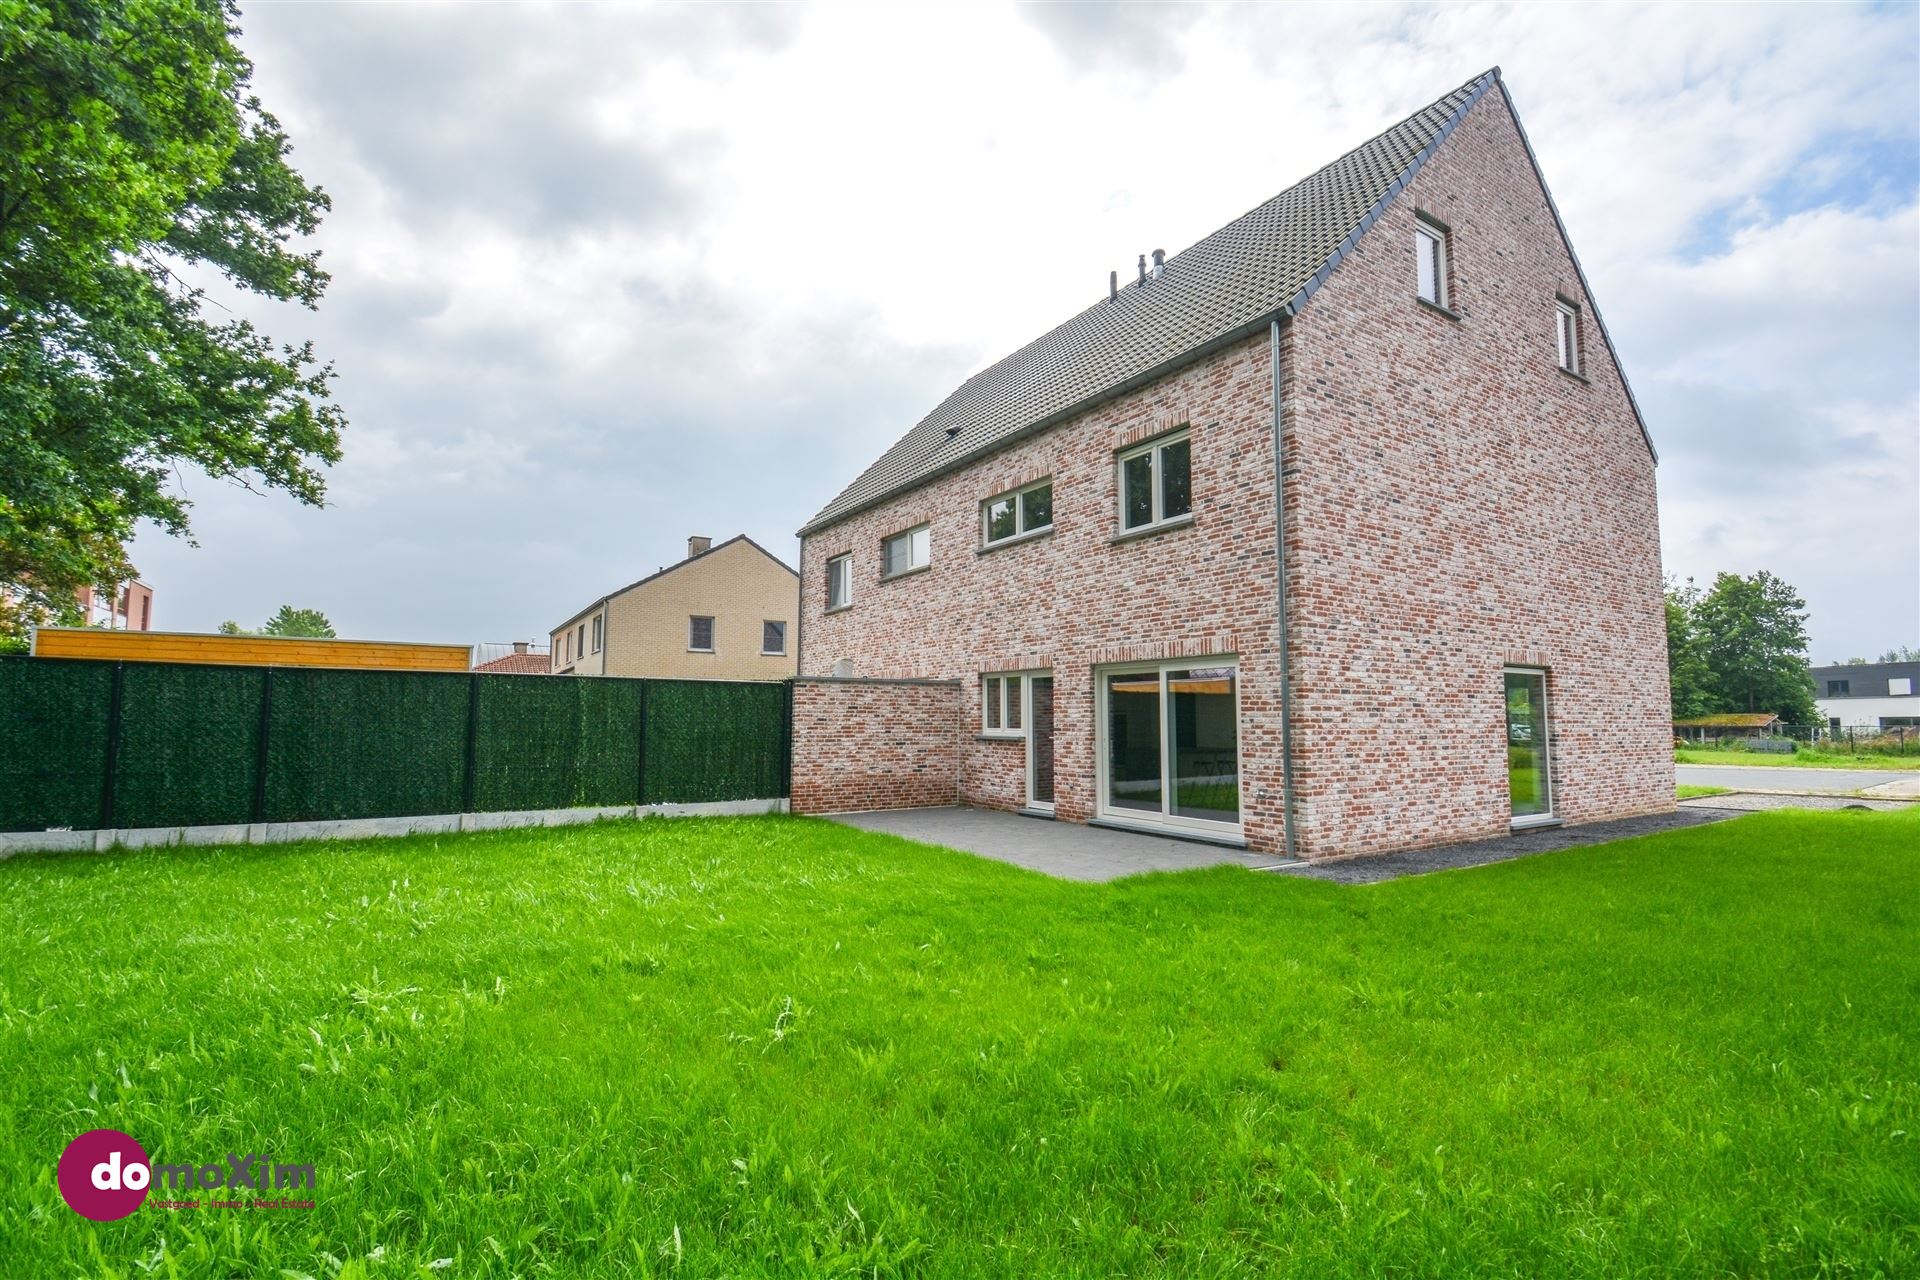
(1099, 660), (1240, 834)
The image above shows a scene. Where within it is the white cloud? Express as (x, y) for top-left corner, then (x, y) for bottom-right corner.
(131, 1), (1918, 659)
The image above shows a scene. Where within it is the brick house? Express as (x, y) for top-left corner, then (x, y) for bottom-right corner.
(550, 535), (798, 680)
(794, 69), (1673, 859)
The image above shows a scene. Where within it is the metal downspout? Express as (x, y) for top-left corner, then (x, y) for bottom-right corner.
(1270, 317), (1300, 859)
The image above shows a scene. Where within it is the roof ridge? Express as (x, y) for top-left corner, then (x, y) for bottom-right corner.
(552, 533), (798, 630)
(800, 69), (1509, 535)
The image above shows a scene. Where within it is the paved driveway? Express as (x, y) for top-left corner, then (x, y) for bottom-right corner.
(1677, 763), (1920, 795)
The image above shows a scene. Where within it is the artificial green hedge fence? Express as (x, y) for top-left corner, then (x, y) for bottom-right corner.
(0, 656), (791, 833)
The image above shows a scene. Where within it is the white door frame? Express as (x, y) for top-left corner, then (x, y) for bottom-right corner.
(1093, 656), (1243, 837)
(1024, 672), (1055, 813)
(1503, 665), (1556, 828)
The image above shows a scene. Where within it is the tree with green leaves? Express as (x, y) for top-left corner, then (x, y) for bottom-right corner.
(0, 0), (344, 645)
(1663, 577), (1714, 719)
(218, 606), (334, 638)
(1691, 570), (1817, 723)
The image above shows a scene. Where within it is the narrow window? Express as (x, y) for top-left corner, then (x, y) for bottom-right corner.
(983, 675), (1003, 731)
(1118, 431), (1192, 532)
(688, 615), (714, 652)
(591, 615), (603, 653)
(762, 620), (786, 655)
(826, 554), (852, 610)
(1556, 299), (1581, 374)
(576, 624), (586, 660)
(882, 524), (930, 577)
(1415, 218), (1447, 306)
(981, 478), (1053, 547)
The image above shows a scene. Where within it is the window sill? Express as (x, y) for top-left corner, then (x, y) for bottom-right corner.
(1510, 815), (1563, 831)
(760, 651), (787, 658)
(823, 603), (852, 616)
(1415, 296), (1461, 322)
(1088, 816), (1247, 849)
(975, 732), (1024, 742)
(977, 525), (1054, 556)
(878, 564), (931, 584)
(686, 648), (714, 655)
(1110, 512), (1195, 545)
(1556, 366), (1590, 386)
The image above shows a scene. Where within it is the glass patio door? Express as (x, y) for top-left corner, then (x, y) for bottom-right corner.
(1100, 662), (1240, 834)
(1504, 668), (1553, 824)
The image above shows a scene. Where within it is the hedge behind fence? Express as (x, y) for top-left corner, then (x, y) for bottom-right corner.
(0, 656), (791, 833)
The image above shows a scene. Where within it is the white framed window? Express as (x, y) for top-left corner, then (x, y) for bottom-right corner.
(762, 620), (787, 655)
(1555, 299), (1581, 374)
(881, 524), (930, 578)
(826, 553), (852, 611)
(1118, 431), (1192, 533)
(576, 624), (586, 662)
(591, 615), (603, 653)
(982, 478), (1054, 547)
(981, 672), (1027, 738)
(1891, 678), (1914, 697)
(688, 615), (714, 652)
(1415, 216), (1447, 306)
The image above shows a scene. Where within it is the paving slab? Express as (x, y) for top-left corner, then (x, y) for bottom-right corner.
(827, 807), (1297, 881)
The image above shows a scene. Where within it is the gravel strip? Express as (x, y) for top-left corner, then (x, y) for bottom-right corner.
(1274, 808), (1738, 885)
(1679, 792), (1915, 814)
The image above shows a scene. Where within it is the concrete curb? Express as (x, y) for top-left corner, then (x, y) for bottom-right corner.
(0, 798), (789, 859)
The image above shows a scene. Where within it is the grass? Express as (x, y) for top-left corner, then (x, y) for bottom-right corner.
(1675, 745), (1919, 771)
(2, 811), (1916, 1278)
(1676, 783), (1732, 799)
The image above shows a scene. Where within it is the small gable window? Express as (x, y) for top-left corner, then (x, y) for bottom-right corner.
(826, 554), (852, 611)
(1415, 215), (1448, 307)
(1556, 299), (1582, 374)
(688, 615), (714, 652)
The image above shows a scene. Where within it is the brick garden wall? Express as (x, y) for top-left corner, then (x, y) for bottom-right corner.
(790, 677), (963, 814)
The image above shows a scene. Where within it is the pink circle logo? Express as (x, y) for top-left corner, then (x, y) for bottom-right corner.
(57, 1129), (151, 1221)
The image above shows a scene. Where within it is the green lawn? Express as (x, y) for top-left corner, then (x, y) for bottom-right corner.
(2, 812), (1915, 1277)
(1676, 745), (1919, 771)
(1676, 783), (1732, 799)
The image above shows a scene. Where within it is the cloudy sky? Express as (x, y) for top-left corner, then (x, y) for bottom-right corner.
(132, 0), (1919, 663)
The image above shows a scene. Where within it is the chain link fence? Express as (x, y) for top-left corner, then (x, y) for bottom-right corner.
(1676, 722), (1917, 756)
(0, 656), (791, 833)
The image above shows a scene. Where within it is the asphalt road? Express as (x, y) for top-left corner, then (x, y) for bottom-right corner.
(1676, 763), (1919, 795)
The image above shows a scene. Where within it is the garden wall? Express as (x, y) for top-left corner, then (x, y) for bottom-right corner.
(0, 656), (790, 838)
(789, 677), (962, 813)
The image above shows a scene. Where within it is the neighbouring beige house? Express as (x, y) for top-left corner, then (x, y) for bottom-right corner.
(549, 535), (798, 680)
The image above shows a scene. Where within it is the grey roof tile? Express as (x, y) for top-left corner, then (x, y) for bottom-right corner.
(801, 70), (1499, 534)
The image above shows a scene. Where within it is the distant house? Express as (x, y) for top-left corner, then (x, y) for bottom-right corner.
(1672, 713), (1780, 742)
(1811, 661), (1920, 731)
(75, 581), (153, 631)
(474, 642), (552, 675)
(550, 535), (797, 680)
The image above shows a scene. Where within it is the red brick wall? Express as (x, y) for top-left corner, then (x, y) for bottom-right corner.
(798, 338), (1286, 845)
(790, 677), (963, 813)
(1281, 85), (1673, 855)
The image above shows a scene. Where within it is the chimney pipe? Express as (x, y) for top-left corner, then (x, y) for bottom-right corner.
(513, 641), (528, 654)
(1151, 248), (1166, 277)
(687, 535), (711, 559)
(1137, 253), (1147, 284)
(1109, 270), (1118, 301)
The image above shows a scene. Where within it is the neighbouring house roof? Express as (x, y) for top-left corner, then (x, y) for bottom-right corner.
(474, 652), (552, 675)
(801, 67), (1652, 536)
(550, 534), (798, 633)
(1673, 713), (1781, 728)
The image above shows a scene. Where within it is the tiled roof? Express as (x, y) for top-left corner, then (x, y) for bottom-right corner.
(550, 534), (799, 632)
(801, 70), (1502, 534)
(474, 652), (553, 675)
